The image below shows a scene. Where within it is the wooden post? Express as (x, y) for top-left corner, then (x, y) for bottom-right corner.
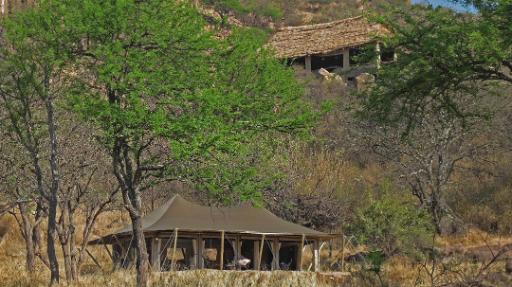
(235, 236), (242, 270)
(313, 240), (320, 272)
(220, 231), (225, 270)
(191, 238), (198, 269)
(197, 234), (204, 269)
(342, 49), (350, 71)
(253, 240), (260, 271)
(305, 55), (312, 72)
(271, 238), (280, 270)
(151, 237), (162, 271)
(298, 234), (305, 271)
(341, 235), (345, 272)
(171, 229), (179, 271)
(258, 234), (265, 270)
(375, 42), (382, 69)
(183, 240), (194, 268)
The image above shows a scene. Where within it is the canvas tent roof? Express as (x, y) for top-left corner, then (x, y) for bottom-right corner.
(268, 16), (387, 59)
(90, 195), (331, 244)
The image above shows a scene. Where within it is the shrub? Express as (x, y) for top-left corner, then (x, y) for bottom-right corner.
(349, 188), (434, 258)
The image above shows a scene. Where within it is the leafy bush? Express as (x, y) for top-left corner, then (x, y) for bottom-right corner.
(349, 187), (434, 258)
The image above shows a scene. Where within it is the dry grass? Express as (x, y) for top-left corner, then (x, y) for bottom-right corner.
(438, 228), (512, 250)
(0, 213), (350, 287)
(1, 210), (511, 287)
(0, 269), (348, 287)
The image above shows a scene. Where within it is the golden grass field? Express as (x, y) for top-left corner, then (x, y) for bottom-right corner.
(0, 213), (349, 287)
(1, 213), (511, 287)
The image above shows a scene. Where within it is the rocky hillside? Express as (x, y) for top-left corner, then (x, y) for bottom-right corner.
(200, 0), (410, 27)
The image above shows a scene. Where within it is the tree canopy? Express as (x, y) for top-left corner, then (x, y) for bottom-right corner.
(1, 1), (318, 285)
(362, 0), (512, 130)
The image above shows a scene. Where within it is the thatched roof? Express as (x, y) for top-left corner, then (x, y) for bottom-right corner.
(268, 16), (386, 59)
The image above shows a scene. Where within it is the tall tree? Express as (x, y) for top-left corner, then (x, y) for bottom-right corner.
(356, 0), (511, 231)
(67, 1), (315, 286)
(0, 138), (47, 273)
(362, 1), (511, 129)
(53, 116), (119, 281)
(356, 107), (497, 233)
(0, 2), (83, 283)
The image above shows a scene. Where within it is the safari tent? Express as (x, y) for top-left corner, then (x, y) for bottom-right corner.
(89, 195), (337, 272)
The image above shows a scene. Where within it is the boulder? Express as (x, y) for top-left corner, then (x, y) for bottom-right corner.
(355, 73), (375, 91)
(318, 68), (332, 79)
(439, 216), (466, 236)
(317, 68), (347, 86)
(333, 75), (347, 86)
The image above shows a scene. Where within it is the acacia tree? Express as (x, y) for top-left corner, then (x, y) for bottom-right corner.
(0, 2), (89, 283)
(0, 99), (118, 282)
(0, 138), (48, 273)
(65, 1), (315, 286)
(357, 1), (511, 232)
(356, 108), (497, 233)
(54, 116), (119, 281)
(362, 1), (511, 128)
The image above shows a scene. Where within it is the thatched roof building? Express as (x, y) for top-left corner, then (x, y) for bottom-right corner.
(268, 16), (388, 73)
(90, 195), (337, 272)
(269, 16), (386, 59)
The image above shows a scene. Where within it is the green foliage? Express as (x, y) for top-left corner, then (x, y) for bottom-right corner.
(350, 184), (434, 258)
(166, 27), (316, 202)
(361, 1), (512, 130)
(366, 251), (386, 273)
(60, 0), (316, 203)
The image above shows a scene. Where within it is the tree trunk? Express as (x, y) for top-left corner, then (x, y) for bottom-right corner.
(18, 202), (35, 273)
(70, 233), (78, 280)
(33, 201), (50, 269)
(126, 188), (149, 287)
(431, 192), (443, 234)
(132, 214), (149, 287)
(45, 91), (60, 285)
(57, 198), (77, 282)
(430, 191), (463, 235)
(60, 237), (73, 281)
(47, 197), (59, 284)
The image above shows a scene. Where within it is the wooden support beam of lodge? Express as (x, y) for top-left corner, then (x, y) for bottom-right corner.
(88, 195), (339, 272)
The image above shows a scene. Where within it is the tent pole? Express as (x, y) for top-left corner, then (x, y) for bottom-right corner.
(253, 240), (260, 271)
(121, 235), (134, 268)
(272, 238), (280, 270)
(103, 244), (113, 261)
(299, 234), (305, 271)
(235, 235), (242, 270)
(198, 234), (204, 269)
(191, 237), (198, 269)
(151, 237), (162, 272)
(313, 240), (320, 272)
(220, 231), (225, 270)
(257, 234), (265, 270)
(171, 228), (179, 271)
(85, 248), (103, 270)
(341, 234), (345, 272)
